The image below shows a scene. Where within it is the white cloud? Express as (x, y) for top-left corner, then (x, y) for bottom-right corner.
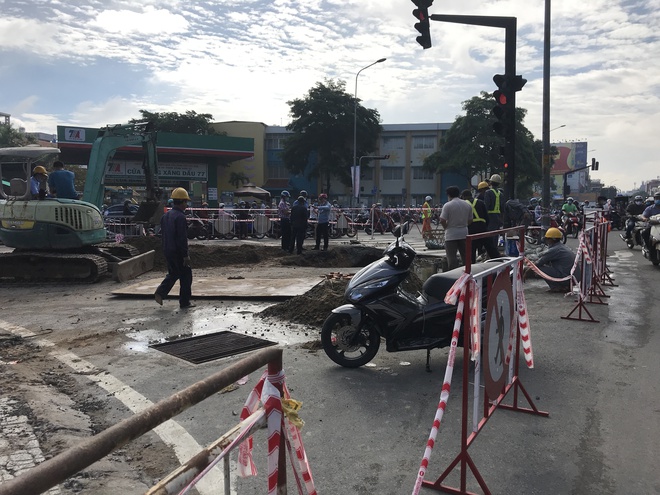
(2, 0), (659, 191)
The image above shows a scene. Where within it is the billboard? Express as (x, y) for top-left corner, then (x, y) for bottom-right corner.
(550, 141), (588, 174)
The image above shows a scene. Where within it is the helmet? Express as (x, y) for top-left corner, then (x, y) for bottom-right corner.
(478, 181), (489, 190)
(530, 198), (538, 205)
(646, 197), (654, 204)
(319, 193), (328, 200)
(425, 195), (432, 201)
(33, 165), (47, 175)
(171, 187), (190, 200)
(202, 202), (208, 207)
(281, 190), (290, 197)
(218, 203), (225, 208)
(300, 190), (308, 197)
(489, 174), (502, 184)
(545, 227), (563, 239)
(634, 195), (643, 201)
(654, 191), (660, 199)
(567, 197), (574, 202)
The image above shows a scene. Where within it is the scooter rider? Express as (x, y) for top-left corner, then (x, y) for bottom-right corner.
(641, 192), (660, 250)
(561, 197), (578, 230)
(622, 195), (646, 241)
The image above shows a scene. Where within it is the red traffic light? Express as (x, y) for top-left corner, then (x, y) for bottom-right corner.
(494, 90), (507, 105)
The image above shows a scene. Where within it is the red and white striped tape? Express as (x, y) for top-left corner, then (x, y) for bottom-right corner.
(413, 282), (467, 494)
(238, 371), (317, 495)
(516, 267), (534, 368)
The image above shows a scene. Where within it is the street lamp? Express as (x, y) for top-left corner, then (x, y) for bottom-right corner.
(550, 124), (566, 132)
(353, 58), (386, 205)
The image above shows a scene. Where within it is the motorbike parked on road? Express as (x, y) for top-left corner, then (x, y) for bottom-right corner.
(320, 234), (507, 370)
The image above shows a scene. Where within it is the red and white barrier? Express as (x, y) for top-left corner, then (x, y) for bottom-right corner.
(238, 370), (317, 495)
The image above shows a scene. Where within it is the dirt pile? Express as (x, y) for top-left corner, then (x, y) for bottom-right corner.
(126, 237), (384, 271)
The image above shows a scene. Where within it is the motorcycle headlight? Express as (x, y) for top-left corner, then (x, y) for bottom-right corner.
(348, 278), (390, 302)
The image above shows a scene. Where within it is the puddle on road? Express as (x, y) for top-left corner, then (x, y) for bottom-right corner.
(121, 301), (319, 354)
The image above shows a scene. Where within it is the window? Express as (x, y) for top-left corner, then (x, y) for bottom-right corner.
(381, 136), (405, 150)
(413, 167), (435, 180)
(412, 136), (436, 150)
(265, 134), (289, 149)
(267, 163), (289, 179)
(382, 167), (403, 180)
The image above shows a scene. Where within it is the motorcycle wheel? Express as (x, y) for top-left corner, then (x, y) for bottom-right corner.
(561, 230), (567, 244)
(345, 226), (357, 237)
(364, 226), (372, 235)
(572, 227), (579, 239)
(651, 248), (660, 266)
(321, 313), (381, 368)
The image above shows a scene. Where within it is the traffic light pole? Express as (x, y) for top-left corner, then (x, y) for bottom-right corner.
(430, 14), (518, 199)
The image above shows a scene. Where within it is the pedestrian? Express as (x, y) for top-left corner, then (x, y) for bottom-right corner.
(290, 195), (309, 254)
(47, 160), (79, 199)
(30, 165), (49, 200)
(461, 188), (499, 262)
(422, 195), (433, 239)
(313, 193), (331, 250)
(154, 188), (195, 309)
(440, 185), (473, 270)
(236, 201), (249, 239)
(278, 190), (292, 251)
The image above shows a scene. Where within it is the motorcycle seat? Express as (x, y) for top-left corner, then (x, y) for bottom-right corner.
(422, 262), (503, 300)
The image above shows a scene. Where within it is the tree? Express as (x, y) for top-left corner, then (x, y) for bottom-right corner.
(129, 110), (220, 135)
(229, 172), (250, 189)
(0, 124), (37, 148)
(423, 92), (540, 198)
(283, 79), (382, 195)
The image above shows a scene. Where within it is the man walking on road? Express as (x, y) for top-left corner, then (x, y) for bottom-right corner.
(440, 186), (472, 270)
(154, 188), (195, 309)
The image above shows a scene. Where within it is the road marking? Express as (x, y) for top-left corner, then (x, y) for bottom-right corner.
(0, 319), (231, 495)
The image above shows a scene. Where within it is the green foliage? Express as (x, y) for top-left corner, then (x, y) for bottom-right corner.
(423, 92), (541, 198)
(229, 172), (250, 189)
(283, 79), (382, 194)
(130, 110), (219, 135)
(0, 124), (37, 147)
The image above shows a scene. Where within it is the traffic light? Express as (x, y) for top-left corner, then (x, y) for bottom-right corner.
(411, 0), (433, 49)
(591, 157), (599, 171)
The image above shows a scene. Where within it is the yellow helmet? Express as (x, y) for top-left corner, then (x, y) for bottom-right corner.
(33, 165), (47, 175)
(477, 181), (489, 190)
(545, 227), (563, 239)
(171, 187), (190, 200)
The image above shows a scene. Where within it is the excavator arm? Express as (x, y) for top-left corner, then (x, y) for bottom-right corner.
(82, 122), (160, 209)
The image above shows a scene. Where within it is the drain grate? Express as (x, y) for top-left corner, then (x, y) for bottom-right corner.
(150, 331), (277, 364)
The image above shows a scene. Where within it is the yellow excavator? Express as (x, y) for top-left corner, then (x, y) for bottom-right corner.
(0, 122), (163, 282)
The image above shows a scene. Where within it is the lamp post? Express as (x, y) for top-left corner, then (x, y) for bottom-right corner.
(550, 124), (566, 132)
(353, 58), (386, 206)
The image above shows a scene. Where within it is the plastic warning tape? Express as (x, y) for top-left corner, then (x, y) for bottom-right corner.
(413, 282), (467, 494)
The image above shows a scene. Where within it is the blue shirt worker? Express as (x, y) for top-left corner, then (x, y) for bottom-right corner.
(30, 165), (49, 199)
(47, 161), (78, 199)
(313, 193), (332, 250)
(154, 188), (195, 309)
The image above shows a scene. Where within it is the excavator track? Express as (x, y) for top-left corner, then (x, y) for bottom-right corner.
(0, 252), (108, 283)
(96, 242), (141, 259)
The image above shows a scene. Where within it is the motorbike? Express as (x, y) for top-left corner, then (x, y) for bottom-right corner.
(186, 213), (215, 240)
(562, 212), (582, 238)
(642, 214), (660, 266)
(320, 234), (507, 371)
(619, 215), (646, 250)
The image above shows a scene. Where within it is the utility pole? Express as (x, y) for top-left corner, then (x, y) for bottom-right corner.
(541, 0), (551, 228)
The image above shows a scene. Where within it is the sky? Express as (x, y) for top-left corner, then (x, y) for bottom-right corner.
(1, 0), (659, 192)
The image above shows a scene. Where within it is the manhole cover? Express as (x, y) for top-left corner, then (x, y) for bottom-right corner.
(150, 331), (277, 364)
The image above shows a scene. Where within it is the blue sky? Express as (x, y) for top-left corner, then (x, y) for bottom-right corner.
(1, 0), (658, 192)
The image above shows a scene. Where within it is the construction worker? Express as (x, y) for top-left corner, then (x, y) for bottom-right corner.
(154, 188), (195, 309)
(30, 165), (48, 199)
(484, 174), (504, 253)
(422, 195), (433, 239)
(526, 227), (579, 293)
(47, 161), (78, 199)
(461, 188), (500, 262)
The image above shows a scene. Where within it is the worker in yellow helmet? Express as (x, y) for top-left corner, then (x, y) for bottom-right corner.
(526, 227), (578, 293)
(154, 188), (196, 308)
(30, 165), (49, 199)
(421, 195), (433, 239)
